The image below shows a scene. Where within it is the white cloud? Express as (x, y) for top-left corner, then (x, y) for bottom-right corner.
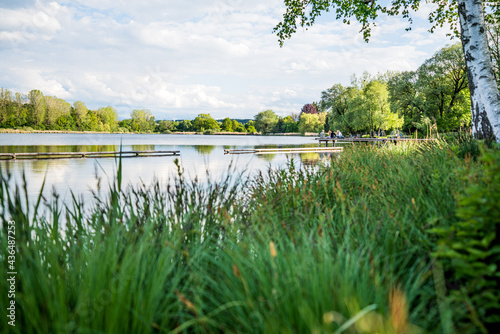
(0, 0), (455, 119)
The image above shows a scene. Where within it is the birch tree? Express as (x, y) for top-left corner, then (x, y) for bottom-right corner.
(458, 0), (500, 140)
(274, 0), (500, 141)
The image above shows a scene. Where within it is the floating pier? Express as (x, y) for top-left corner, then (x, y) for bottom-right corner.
(224, 147), (344, 155)
(0, 150), (180, 160)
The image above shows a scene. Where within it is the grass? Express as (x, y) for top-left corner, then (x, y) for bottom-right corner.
(0, 139), (496, 333)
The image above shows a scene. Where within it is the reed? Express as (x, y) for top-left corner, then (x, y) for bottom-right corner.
(0, 139), (494, 333)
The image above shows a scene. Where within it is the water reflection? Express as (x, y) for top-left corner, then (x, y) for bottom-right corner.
(194, 145), (216, 155)
(0, 134), (336, 203)
(0, 145), (118, 154)
(299, 152), (320, 165)
(131, 145), (156, 151)
(256, 153), (276, 162)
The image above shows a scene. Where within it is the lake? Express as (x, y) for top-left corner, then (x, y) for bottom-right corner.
(0, 133), (329, 203)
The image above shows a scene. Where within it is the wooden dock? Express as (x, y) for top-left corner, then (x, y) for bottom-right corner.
(0, 150), (180, 160)
(316, 137), (436, 147)
(224, 147), (343, 155)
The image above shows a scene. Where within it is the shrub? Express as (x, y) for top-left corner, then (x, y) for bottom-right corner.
(431, 145), (500, 332)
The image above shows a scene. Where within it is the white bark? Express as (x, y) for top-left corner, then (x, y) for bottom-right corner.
(458, 0), (500, 141)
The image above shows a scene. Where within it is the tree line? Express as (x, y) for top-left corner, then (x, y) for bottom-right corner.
(256, 43), (477, 136)
(1, 43), (491, 136)
(274, 0), (500, 141)
(321, 44), (472, 136)
(0, 89), (119, 132)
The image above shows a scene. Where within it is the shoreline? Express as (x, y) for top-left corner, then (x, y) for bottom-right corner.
(0, 129), (318, 136)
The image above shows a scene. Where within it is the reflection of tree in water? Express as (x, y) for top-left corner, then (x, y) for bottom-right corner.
(299, 152), (334, 166)
(194, 145), (216, 155)
(0, 145), (119, 154)
(0, 145), (124, 175)
(256, 145), (279, 150)
(299, 152), (320, 166)
(81, 145), (118, 152)
(131, 145), (155, 151)
(256, 153), (276, 162)
(28, 159), (69, 174)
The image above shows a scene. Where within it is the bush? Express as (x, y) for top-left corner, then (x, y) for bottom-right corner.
(115, 127), (130, 133)
(431, 145), (500, 332)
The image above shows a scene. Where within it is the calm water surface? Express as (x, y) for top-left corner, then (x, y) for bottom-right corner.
(0, 133), (329, 202)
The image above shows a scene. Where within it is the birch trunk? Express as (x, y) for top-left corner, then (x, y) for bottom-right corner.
(458, 0), (500, 141)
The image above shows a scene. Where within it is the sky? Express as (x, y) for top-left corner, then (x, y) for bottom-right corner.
(0, 0), (457, 120)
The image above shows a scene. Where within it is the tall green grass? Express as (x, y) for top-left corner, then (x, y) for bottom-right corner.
(0, 140), (496, 333)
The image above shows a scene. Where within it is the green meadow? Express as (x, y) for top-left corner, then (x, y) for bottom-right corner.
(1, 137), (498, 333)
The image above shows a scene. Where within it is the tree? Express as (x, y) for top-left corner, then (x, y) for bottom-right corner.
(221, 117), (233, 132)
(363, 80), (391, 135)
(131, 109), (155, 132)
(232, 120), (247, 132)
(283, 115), (298, 132)
(386, 45), (472, 132)
(300, 103), (318, 115)
(14, 93), (28, 128)
(192, 113), (220, 132)
(246, 120), (257, 133)
(318, 112), (327, 130)
(320, 83), (366, 134)
(458, 0), (500, 140)
(254, 110), (278, 133)
(416, 44), (470, 130)
(0, 88), (13, 127)
(321, 82), (363, 134)
(486, 13), (500, 88)
(274, 0), (500, 141)
(176, 119), (192, 132)
(28, 89), (46, 128)
(320, 84), (351, 116)
(73, 101), (89, 131)
(157, 120), (176, 133)
(98, 106), (118, 132)
(387, 71), (424, 131)
(45, 96), (71, 129)
(87, 110), (104, 131)
(298, 113), (322, 134)
(273, 117), (285, 133)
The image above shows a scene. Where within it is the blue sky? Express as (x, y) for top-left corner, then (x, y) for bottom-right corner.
(0, 0), (456, 120)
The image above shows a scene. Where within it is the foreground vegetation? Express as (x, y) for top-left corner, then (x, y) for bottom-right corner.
(0, 138), (498, 333)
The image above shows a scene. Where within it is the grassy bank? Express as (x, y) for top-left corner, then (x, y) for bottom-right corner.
(0, 138), (498, 333)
